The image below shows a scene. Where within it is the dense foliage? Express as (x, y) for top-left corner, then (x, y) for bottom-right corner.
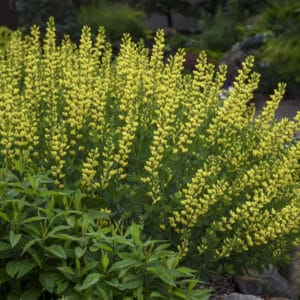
(0, 166), (208, 299)
(0, 18), (299, 291)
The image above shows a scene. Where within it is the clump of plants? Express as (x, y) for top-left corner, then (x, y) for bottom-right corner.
(0, 17), (299, 286)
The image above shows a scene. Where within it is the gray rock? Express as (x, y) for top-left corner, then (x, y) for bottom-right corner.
(224, 293), (262, 300)
(235, 266), (297, 299)
(268, 298), (292, 300)
(289, 246), (300, 298)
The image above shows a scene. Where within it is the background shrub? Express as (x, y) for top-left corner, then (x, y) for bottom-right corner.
(14, 0), (80, 40)
(252, 0), (300, 87)
(78, 0), (148, 45)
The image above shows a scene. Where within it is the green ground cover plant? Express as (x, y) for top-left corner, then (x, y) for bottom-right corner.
(0, 164), (208, 299)
(0, 17), (299, 295)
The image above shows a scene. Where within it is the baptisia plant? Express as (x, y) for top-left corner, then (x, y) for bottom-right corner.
(0, 17), (299, 282)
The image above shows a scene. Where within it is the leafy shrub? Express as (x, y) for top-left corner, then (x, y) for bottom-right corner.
(0, 164), (208, 299)
(78, 0), (148, 44)
(0, 18), (299, 279)
(197, 6), (238, 53)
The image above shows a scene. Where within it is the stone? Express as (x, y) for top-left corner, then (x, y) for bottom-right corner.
(289, 246), (300, 298)
(268, 298), (292, 300)
(235, 265), (297, 299)
(224, 293), (262, 300)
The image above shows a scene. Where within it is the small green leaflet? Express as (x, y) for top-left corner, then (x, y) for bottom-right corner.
(9, 231), (22, 248)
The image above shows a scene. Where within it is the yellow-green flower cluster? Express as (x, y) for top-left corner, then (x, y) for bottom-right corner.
(206, 56), (260, 147)
(141, 49), (186, 203)
(169, 157), (223, 232)
(47, 124), (69, 188)
(81, 147), (100, 193)
(173, 54), (226, 154)
(196, 144), (300, 260)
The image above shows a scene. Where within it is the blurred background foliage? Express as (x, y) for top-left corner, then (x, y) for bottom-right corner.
(78, 0), (149, 45)
(0, 0), (299, 94)
(252, 0), (300, 88)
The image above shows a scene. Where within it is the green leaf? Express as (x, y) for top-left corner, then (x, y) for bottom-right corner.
(23, 223), (41, 237)
(81, 260), (99, 276)
(21, 239), (41, 256)
(108, 259), (139, 273)
(21, 288), (41, 300)
(0, 268), (9, 283)
(46, 245), (67, 259)
(150, 291), (165, 298)
(95, 287), (110, 300)
(61, 288), (81, 300)
(27, 248), (42, 268)
(135, 286), (144, 300)
(80, 273), (102, 291)
(65, 215), (76, 227)
(53, 233), (78, 241)
(0, 211), (9, 222)
(146, 266), (176, 286)
(27, 174), (36, 190)
(120, 274), (143, 290)
(117, 252), (137, 260)
(7, 293), (20, 300)
(6, 260), (19, 277)
(172, 289), (188, 299)
(101, 253), (110, 273)
(113, 236), (135, 248)
(187, 278), (199, 291)
(75, 246), (87, 258)
(9, 230), (22, 248)
(57, 266), (78, 282)
(39, 272), (59, 293)
(47, 225), (71, 238)
(6, 170), (19, 183)
(56, 280), (69, 295)
(22, 216), (47, 224)
(105, 277), (119, 288)
(17, 258), (36, 278)
(187, 288), (211, 300)
(130, 223), (142, 246)
(148, 250), (174, 263)
(11, 159), (23, 175)
(176, 266), (196, 276)
(0, 242), (11, 251)
(89, 243), (113, 253)
(153, 243), (171, 252)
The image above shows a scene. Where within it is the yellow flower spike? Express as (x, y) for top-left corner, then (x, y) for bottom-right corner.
(142, 49), (186, 203)
(81, 147), (100, 194)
